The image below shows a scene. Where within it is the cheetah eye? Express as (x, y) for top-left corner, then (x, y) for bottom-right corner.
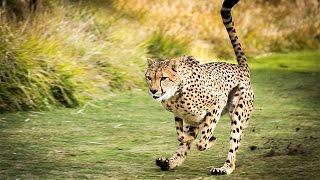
(147, 76), (151, 81)
(161, 77), (168, 81)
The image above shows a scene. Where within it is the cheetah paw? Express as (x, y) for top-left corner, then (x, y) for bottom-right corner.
(210, 166), (233, 175)
(155, 158), (170, 171)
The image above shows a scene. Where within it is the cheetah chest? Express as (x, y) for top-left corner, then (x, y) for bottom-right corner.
(162, 99), (207, 126)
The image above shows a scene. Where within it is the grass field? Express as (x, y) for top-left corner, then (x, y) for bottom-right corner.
(0, 52), (319, 179)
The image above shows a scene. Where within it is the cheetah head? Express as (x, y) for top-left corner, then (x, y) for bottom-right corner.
(145, 58), (180, 101)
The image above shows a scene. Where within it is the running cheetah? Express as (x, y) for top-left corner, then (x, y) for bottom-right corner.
(145, 0), (254, 175)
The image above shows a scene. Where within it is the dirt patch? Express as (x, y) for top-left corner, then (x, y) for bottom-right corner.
(286, 143), (305, 155)
(249, 145), (257, 151)
(261, 136), (317, 157)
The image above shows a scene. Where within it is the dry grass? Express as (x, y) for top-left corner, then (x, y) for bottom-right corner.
(0, 0), (319, 111)
(114, 0), (320, 57)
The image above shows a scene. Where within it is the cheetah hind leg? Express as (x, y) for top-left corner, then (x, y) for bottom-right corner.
(210, 110), (244, 175)
(211, 89), (253, 175)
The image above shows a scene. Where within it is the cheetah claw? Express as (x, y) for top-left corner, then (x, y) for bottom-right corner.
(155, 158), (170, 171)
(210, 166), (234, 175)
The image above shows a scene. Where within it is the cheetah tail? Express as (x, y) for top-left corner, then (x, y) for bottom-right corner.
(221, 0), (248, 70)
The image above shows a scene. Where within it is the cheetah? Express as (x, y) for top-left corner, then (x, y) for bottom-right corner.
(145, 0), (254, 175)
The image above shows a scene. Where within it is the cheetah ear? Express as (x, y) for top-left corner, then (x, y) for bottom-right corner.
(169, 60), (178, 73)
(147, 58), (156, 66)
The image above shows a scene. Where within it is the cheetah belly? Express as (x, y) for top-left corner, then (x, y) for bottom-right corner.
(175, 109), (207, 126)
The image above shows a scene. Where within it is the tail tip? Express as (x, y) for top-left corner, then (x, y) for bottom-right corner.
(222, 0), (240, 9)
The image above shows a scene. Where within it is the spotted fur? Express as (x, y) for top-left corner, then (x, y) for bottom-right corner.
(145, 0), (254, 175)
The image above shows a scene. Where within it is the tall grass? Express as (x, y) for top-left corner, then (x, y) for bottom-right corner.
(146, 31), (190, 59)
(0, 0), (319, 111)
(114, 0), (320, 57)
(0, 2), (147, 111)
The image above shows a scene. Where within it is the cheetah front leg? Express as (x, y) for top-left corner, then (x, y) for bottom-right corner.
(156, 123), (199, 170)
(196, 103), (225, 151)
(174, 117), (195, 143)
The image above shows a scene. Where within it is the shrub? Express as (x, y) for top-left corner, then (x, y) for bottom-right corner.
(0, 1), (148, 111)
(0, 31), (78, 111)
(147, 31), (190, 58)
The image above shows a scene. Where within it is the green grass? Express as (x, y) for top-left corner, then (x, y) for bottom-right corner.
(146, 31), (190, 59)
(2, 0), (319, 111)
(0, 52), (319, 179)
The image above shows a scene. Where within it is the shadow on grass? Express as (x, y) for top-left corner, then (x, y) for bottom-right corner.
(0, 113), (62, 178)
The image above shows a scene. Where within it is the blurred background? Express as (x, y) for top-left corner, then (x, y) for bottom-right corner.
(0, 1), (320, 179)
(1, 0), (319, 111)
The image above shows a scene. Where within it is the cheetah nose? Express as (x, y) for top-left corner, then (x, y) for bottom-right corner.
(150, 89), (158, 94)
